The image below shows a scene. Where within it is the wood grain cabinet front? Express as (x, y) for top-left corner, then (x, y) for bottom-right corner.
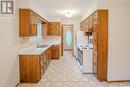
(47, 22), (61, 35)
(80, 22), (84, 31)
(92, 12), (98, 28)
(88, 15), (93, 29)
(30, 11), (38, 36)
(93, 10), (108, 81)
(51, 45), (61, 59)
(19, 55), (41, 83)
(19, 9), (38, 36)
(19, 47), (52, 83)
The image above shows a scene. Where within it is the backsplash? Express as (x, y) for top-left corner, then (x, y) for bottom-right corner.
(19, 36), (61, 49)
(19, 36), (42, 49)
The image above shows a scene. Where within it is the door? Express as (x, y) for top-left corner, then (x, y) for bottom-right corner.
(30, 12), (37, 36)
(63, 25), (74, 50)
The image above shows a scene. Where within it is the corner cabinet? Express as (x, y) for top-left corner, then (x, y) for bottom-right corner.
(19, 47), (52, 83)
(19, 9), (38, 36)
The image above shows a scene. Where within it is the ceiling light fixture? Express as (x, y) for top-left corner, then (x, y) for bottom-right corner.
(65, 11), (72, 18)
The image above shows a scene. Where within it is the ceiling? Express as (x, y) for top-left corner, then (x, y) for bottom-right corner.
(32, 0), (96, 19)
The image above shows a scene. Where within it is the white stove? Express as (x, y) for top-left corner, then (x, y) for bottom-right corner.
(77, 45), (93, 74)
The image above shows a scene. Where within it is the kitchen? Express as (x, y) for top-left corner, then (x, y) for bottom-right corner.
(0, 0), (130, 87)
(15, 6), (107, 86)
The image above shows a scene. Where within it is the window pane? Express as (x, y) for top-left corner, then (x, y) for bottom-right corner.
(37, 20), (42, 40)
(66, 30), (72, 47)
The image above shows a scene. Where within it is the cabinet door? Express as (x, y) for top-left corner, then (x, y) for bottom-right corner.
(92, 28), (98, 74)
(80, 22), (85, 31)
(93, 12), (98, 27)
(48, 23), (53, 35)
(48, 47), (52, 64)
(80, 22), (83, 31)
(48, 22), (61, 35)
(19, 55), (41, 83)
(19, 9), (30, 36)
(88, 15), (93, 29)
(30, 12), (37, 36)
(55, 23), (61, 35)
(85, 18), (89, 31)
(52, 45), (60, 59)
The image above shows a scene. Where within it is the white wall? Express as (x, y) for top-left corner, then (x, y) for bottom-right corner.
(81, 1), (97, 21)
(98, 0), (130, 81)
(47, 18), (61, 22)
(0, 17), (19, 87)
(61, 18), (80, 31)
(0, 1), (19, 87)
(30, 1), (47, 19)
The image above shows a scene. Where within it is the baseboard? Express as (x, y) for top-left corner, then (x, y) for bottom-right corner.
(107, 80), (130, 83)
(15, 82), (20, 87)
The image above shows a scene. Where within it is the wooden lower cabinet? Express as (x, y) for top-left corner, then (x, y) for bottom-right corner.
(51, 45), (61, 59)
(19, 47), (52, 83)
(19, 55), (41, 83)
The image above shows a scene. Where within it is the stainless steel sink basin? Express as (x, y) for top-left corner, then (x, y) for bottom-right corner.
(37, 44), (49, 48)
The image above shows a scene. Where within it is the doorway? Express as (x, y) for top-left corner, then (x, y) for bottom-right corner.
(61, 25), (74, 55)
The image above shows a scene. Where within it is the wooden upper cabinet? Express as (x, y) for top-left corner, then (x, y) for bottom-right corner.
(47, 22), (61, 35)
(80, 15), (93, 32)
(30, 12), (37, 36)
(19, 9), (38, 36)
(88, 15), (93, 29)
(85, 18), (89, 30)
(80, 10), (101, 32)
(92, 11), (98, 28)
(19, 9), (30, 36)
(80, 22), (84, 31)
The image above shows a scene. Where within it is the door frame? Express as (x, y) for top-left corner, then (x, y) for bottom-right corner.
(61, 24), (74, 56)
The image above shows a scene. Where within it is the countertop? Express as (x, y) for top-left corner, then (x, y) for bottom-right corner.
(19, 44), (52, 55)
(19, 36), (61, 55)
(77, 45), (93, 51)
